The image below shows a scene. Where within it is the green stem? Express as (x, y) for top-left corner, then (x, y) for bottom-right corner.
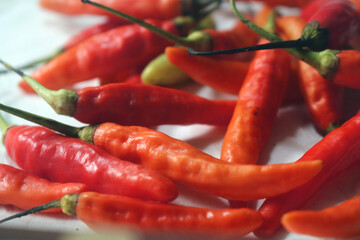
(0, 102), (80, 139)
(0, 113), (8, 133)
(81, 0), (202, 49)
(0, 48), (64, 75)
(0, 59), (77, 116)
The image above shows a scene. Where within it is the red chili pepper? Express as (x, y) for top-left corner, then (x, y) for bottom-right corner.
(255, 110), (360, 237)
(221, 39), (291, 164)
(0, 192), (263, 238)
(0, 103), (324, 201)
(19, 17), (192, 93)
(282, 194), (360, 238)
(0, 163), (87, 212)
(40, 0), (218, 20)
(1, 60), (237, 126)
(277, 16), (344, 133)
(3, 125), (178, 203)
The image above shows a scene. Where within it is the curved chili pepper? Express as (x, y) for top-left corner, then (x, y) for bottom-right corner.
(80, 0), (259, 60)
(0, 103), (324, 201)
(0, 192), (263, 238)
(1, 60), (236, 126)
(254, 110), (360, 237)
(40, 0), (220, 20)
(0, 163), (87, 212)
(221, 39), (291, 164)
(277, 16), (344, 133)
(2, 124), (178, 203)
(19, 17), (193, 93)
(282, 195), (360, 238)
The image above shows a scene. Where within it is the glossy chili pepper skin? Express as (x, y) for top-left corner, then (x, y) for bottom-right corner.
(71, 192), (263, 237)
(0, 163), (87, 212)
(331, 50), (360, 89)
(278, 16), (344, 132)
(74, 83), (237, 126)
(88, 122), (323, 200)
(282, 195), (360, 238)
(4, 125), (178, 203)
(221, 39), (291, 164)
(41, 0), (183, 20)
(255, 110), (360, 237)
(19, 19), (179, 93)
(301, 0), (359, 50)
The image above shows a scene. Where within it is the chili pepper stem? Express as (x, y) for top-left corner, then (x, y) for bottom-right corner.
(0, 48), (64, 75)
(0, 59), (77, 116)
(225, 0), (339, 81)
(80, 0), (212, 51)
(0, 102), (81, 139)
(0, 114), (8, 133)
(0, 193), (78, 224)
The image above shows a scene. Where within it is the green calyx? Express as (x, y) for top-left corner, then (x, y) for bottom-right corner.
(60, 193), (79, 217)
(78, 125), (98, 144)
(301, 21), (329, 51)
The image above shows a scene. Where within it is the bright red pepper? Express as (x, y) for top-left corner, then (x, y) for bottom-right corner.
(0, 163), (87, 212)
(277, 16), (344, 133)
(19, 18), (190, 93)
(3, 125), (178, 203)
(0, 192), (263, 238)
(255, 110), (360, 237)
(221, 39), (291, 164)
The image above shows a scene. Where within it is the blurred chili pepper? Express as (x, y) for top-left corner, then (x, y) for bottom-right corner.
(0, 192), (263, 238)
(0, 20), (128, 75)
(0, 163), (87, 212)
(277, 16), (344, 133)
(221, 20), (291, 164)
(40, 0), (220, 20)
(1, 60), (236, 126)
(235, 0), (311, 7)
(255, 110), (360, 237)
(282, 194), (360, 238)
(0, 103), (323, 201)
(0, 119), (177, 203)
(191, 0), (360, 89)
(19, 16), (194, 93)
(81, 0), (259, 61)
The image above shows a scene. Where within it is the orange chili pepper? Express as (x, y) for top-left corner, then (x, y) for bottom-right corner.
(221, 39), (291, 164)
(0, 163), (87, 212)
(282, 195), (360, 238)
(0, 192), (263, 238)
(0, 103), (323, 201)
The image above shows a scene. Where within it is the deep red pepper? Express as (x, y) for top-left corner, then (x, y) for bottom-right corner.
(0, 192), (263, 238)
(3, 125), (178, 203)
(19, 18), (191, 93)
(0, 61), (237, 126)
(0, 163), (87, 212)
(255, 110), (360, 237)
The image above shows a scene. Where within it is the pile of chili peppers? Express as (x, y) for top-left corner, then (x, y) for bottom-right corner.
(2, 0), (360, 239)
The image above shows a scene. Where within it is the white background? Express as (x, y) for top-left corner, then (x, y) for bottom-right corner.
(1, 0), (360, 239)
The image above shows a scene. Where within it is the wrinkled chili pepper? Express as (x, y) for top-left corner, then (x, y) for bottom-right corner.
(0, 192), (263, 238)
(190, 0), (360, 89)
(40, 0), (220, 20)
(0, 120), (177, 203)
(221, 23), (291, 164)
(0, 163), (87, 212)
(1, 60), (236, 126)
(277, 16), (344, 133)
(81, 0), (259, 61)
(19, 16), (194, 93)
(282, 194), (360, 238)
(0, 103), (323, 201)
(254, 110), (360, 237)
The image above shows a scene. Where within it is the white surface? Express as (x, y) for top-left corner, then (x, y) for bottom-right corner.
(0, 1), (360, 239)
